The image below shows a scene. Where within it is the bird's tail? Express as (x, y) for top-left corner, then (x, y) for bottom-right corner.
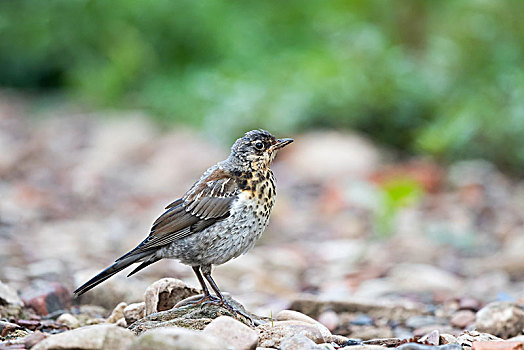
(73, 251), (152, 297)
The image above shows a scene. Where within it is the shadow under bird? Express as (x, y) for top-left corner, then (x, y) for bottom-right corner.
(74, 130), (293, 319)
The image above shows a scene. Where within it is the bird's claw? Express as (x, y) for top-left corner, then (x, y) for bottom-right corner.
(176, 294), (221, 308)
(218, 300), (255, 326)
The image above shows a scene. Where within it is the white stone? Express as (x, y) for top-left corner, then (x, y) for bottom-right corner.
(204, 316), (258, 350)
(32, 324), (135, 350)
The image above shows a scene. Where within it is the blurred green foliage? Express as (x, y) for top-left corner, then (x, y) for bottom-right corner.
(1, 0), (523, 173)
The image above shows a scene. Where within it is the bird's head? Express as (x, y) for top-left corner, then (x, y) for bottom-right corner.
(229, 130), (293, 171)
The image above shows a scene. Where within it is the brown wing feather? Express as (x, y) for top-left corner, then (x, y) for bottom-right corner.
(117, 167), (239, 260)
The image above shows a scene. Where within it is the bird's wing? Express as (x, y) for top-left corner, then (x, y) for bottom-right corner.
(116, 167), (239, 261)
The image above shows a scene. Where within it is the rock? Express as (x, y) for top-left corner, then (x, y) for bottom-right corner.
(458, 331), (504, 349)
(57, 313), (81, 329)
(451, 310), (476, 328)
(440, 334), (459, 345)
(420, 330), (441, 346)
(324, 334), (350, 346)
(350, 314), (374, 326)
(130, 294), (261, 334)
(507, 335), (524, 343)
(397, 344), (462, 350)
(204, 316), (258, 350)
(459, 297), (481, 311)
(106, 302), (127, 323)
(144, 278), (199, 316)
(116, 317), (127, 328)
(280, 334), (321, 350)
(475, 302), (524, 339)
(317, 344), (337, 350)
(87, 318), (108, 325)
(256, 320), (326, 348)
(0, 280), (23, 317)
(472, 341), (523, 350)
(275, 310), (331, 338)
(0, 281), (23, 306)
(32, 324), (136, 350)
(124, 302), (146, 326)
(317, 310), (339, 332)
(0, 320), (22, 337)
(24, 330), (48, 348)
(413, 326), (454, 338)
(21, 281), (71, 316)
(129, 327), (227, 350)
(17, 319), (41, 331)
(290, 296), (429, 320)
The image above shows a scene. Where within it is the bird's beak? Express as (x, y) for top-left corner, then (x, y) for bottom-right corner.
(272, 138), (294, 150)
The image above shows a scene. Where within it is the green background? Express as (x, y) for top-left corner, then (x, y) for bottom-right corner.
(1, 0), (523, 173)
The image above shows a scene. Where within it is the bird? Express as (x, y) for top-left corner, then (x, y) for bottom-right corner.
(74, 129), (293, 320)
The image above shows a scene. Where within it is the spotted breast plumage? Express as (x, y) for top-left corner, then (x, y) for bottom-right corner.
(74, 129), (293, 320)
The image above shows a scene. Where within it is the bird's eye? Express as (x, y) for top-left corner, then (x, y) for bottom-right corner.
(254, 141), (264, 150)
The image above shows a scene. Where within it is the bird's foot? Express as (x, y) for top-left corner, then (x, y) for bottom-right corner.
(216, 299), (255, 326)
(175, 293), (220, 308)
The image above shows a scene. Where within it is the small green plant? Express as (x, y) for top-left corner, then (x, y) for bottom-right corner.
(375, 177), (424, 238)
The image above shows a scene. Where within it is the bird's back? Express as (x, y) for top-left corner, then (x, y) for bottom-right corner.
(159, 166), (276, 266)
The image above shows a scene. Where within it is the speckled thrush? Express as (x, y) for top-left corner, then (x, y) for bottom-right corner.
(74, 130), (293, 319)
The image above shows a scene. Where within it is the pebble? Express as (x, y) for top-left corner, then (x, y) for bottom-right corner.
(23, 330), (48, 348)
(124, 302), (145, 326)
(20, 281), (71, 316)
(440, 334), (459, 345)
(420, 330), (440, 346)
(317, 310), (339, 332)
(32, 324), (136, 350)
(116, 317), (127, 328)
(0, 280), (23, 308)
(457, 331), (503, 349)
(351, 314), (374, 326)
(129, 326), (227, 350)
(280, 334), (320, 350)
(414, 325), (454, 338)
(106, 302), (127, 323)
(203, 316), (259, 350)
(276, 310), (331, 338)
(450, 310), (476, 328)
(459, 297), (481, 311)
(256, 320), (326, 348)
(57, 313), (81, 329)
(0, 320), (22, 337)
(397, 344), (462, 350)
(324, 334), (351, 346)
(475, 302), (524, 339)
(507, 335), (524, 343)
(144, 278), (199, 316)
(472, 341), (523, 350)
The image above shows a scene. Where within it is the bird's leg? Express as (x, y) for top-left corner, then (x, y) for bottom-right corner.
(201, 266), (254, 325)
(181, 266), (220, 306)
